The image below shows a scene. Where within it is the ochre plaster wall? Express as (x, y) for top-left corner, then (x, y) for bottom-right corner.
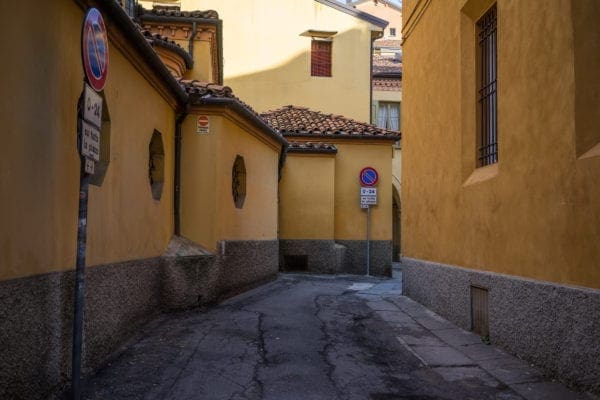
(279, 154), (336, 240)
(181, 112), (280, 252)
(0, 1), (176, 281)
(402, 0), (600, 288)
(333, 142), (393, 241)
(182, 0), (375, 121)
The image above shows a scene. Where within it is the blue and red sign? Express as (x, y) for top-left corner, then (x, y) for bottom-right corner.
(82, 8), (109, 92)
(359, 167), (379, 187)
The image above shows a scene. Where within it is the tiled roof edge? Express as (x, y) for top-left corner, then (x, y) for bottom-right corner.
(282, 131), (401, 141)
(373, 71), (402, 78)
(314, 0), (388, 28)
(144, 32), (193, 69)
(287, 142), (338, 154)
(349, 0), (402, 12)
(192, 96), (289, 147)
(139, 7), (219, 20)
(96, 2), (188, 106)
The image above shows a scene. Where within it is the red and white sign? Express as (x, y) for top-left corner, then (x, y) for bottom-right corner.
(196, 115), (210, 134)
(359, 166), (379, 187)
(82, 8), (109, 92)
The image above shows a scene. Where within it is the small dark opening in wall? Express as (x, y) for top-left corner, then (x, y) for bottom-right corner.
(149, 130), (165, 201)
(471, 285), (489, 337)
(283, 255), (308, 272)
(232, 155), (246, 209)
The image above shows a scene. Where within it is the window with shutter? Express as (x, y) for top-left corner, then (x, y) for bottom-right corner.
(311, 40), (332, 77)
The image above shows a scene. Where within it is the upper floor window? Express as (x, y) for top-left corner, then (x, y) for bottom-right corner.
(390, 27), (397, 37)
(477, 4), (498, 167)
(378, 102), (400, 131)
(311, 40), (332, 77)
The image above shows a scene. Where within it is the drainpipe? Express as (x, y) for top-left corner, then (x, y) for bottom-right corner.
(174, 104), (189, 236)
(369, 34), (376, 124)
(188, 21), (197, 67)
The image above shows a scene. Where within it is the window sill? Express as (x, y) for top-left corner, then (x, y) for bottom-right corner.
(463, 163), (499, 187)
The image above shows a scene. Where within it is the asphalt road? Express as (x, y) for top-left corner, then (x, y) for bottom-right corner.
(79, 274), (581, 400)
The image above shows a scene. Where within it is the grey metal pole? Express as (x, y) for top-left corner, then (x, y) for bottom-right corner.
(366, 205), (371, 276)
(72, 146), (89, 400)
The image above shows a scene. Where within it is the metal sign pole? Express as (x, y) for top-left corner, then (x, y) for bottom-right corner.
(366, 205), (371, 276)
(71, 154), (89, 400)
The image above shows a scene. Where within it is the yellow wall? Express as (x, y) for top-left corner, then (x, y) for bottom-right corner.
(332, 142), (393, 241)
(402, 0), (600, 288)
(0, 1), (176, 281)
(181, 0), (377, 121)
(279, 154), (336, 239)
(181, 110), (280, 251)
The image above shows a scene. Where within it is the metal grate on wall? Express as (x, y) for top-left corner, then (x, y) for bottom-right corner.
(477, 4), (498, 167)
(471, 285), (489, 337)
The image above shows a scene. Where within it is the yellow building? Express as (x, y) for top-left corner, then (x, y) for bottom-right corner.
(0, 2), (284, 398)
(349, 0), (403, 259)
(178, 0), (388, 122)
(402, 0), (600, 392)
(262, 106), (400, 276)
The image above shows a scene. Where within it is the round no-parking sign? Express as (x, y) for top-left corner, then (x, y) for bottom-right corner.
(82, 8), (109, 92)
(359, 167), (379, 187)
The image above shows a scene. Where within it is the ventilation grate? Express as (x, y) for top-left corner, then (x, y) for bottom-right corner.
(471, 285), (489, 337)
(283, 255), (308, 272)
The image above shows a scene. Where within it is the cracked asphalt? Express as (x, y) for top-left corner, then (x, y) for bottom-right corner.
(79, 274), (574, 400)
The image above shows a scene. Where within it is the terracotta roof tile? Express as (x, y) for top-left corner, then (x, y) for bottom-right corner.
(287, 141), (338, 154)
(134, 23), (193, 68)
(261, 106), (400, 139)
(374, 39), (401, 49)
(178, 79), (234, 98)
(177, 80), (288, 146)
(372, 54), (402, 76)
(143, 6), (219, 20)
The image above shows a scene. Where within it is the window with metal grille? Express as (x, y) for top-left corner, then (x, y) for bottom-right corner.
(477, 4), (498, 167)
(311, 40), (332, 77)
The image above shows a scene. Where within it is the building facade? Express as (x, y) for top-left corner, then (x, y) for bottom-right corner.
(0, 2), (285, 398)
(177, 0), (388, 122)
(401, 0), (600, 393)
(262, 106), (400, 276)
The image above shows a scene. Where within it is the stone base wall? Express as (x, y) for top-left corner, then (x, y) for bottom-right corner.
(336, 240), (392, 277)
(402, 257), (600, 394)
(0, 239), (279, 400)
(280, 240), (341, 274)
(280, 239), (391, 277)
(216, 240), (279, 299)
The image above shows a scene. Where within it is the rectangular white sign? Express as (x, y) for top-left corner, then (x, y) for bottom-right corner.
(83, 84), (103, 129)
(81, 120), (101, 161)
(361, 195), (377, 205)
(360, 187), (377, 196)
(85, 157), (95, 174)
(361, 203), (369, 209)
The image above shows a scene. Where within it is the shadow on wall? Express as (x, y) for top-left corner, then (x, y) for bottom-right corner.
(223, 27), (372, 121)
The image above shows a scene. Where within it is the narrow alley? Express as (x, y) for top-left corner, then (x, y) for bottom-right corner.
(77, 273), (584, 400)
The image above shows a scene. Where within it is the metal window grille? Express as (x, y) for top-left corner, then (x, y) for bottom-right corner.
(311, 40), (332, 77)
(477, 5), (498, 167)
(471, 285), (489, 337)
